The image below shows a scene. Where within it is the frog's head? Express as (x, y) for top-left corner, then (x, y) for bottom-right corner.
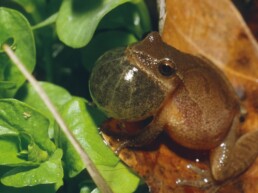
(89, 32), (181, 121)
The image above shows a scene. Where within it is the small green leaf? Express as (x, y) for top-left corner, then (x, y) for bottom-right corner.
(1, 149), (63, 187)
(59, 97), (118, 177)
(27, 143), (49, 163)
(0, 136), (37, 166)
(16, 130), (49, 164)
(16, 82), (72, 138)
(0, 99), (56, 153)
(98, 163), (140, 193)
(56, 0), (132, 48)
(0, 125), (17, 136)
(59, 97), (140, 192)
(0, 7), (35, 98)
(0, 81), (16, 89)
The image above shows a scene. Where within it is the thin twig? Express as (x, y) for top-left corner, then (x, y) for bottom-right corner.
(3, 44), (113, 193)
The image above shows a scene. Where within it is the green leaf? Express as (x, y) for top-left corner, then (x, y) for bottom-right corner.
(17, 130), (49, 164)
(58, 97), (118, 177)
(0, 7), (35, 98)
(0, 136), (37, 166)
(16, 81), (72, 119)
(56, 0), (132, 48)
(1, 149), (63, 188)
(98, 163), (140, 193)
(16, 82), (72, 138)
(27, 142), (49, 163)
(59, 97), (140, 192)
(0, 99), (56, 153)
(82, 30), (137, 72)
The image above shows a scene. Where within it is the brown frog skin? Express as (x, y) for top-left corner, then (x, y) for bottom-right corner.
(89, 32), (258, 183)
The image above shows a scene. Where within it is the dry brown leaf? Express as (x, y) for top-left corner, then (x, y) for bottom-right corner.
(102, 0), (258, 193)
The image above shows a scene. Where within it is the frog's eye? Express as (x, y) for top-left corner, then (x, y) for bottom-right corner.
(158, 60), (176, 77)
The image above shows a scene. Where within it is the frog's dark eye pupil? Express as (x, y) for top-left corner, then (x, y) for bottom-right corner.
(158, 62), (176, 77)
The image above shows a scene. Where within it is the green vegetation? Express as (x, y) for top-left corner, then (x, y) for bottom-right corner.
(0, 1), (151, 192)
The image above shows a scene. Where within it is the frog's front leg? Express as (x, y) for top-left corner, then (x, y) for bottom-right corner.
(115, 119), (164, 153)
(210, 113), (258, 182)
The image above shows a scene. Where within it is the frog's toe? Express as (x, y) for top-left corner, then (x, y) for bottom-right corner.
(114, 140), (131, 154)
(176, 164), (221, 193)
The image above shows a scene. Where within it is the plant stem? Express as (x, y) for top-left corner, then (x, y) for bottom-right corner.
(3, 44), (113, 193)
(31, 13), (58, 30)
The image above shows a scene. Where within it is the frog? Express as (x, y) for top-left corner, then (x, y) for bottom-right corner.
(89, 31), (258, 186)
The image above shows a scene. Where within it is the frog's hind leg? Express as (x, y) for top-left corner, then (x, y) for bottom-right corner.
(210, 113), (258, 182)
(177, 112), (256, 193)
